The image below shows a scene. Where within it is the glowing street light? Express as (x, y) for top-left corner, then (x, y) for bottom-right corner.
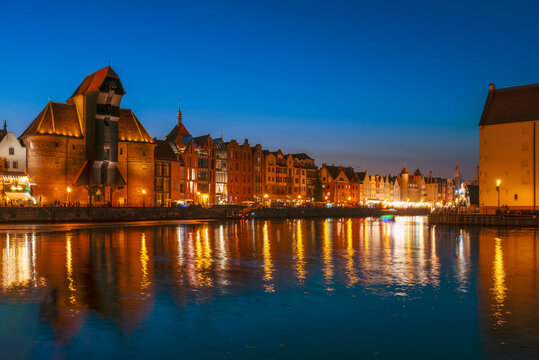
(141, 189), (146, 207)
(66, 187), (72, 205)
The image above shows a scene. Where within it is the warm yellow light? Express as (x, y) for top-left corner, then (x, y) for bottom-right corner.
(142, 189), (146, 194)
(197, 192), (201, 195)
(348, 197), (351, 201)
(264, 194), (268, 198)
(298, 195), (301, 199)
(496, 179), (501, 186)
(324, 196), (328, 200)
(67, 187), (72, 193)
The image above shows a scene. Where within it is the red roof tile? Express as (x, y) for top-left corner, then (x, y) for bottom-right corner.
(69, 66), (123, 99)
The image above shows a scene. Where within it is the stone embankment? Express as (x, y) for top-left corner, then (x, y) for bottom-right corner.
(0, 206), (429, 224)
(428, 213), (539, 227)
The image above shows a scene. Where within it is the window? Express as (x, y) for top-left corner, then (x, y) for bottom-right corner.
(8, 147), (14, 155)
(4, 160), (8, 168)
(12, 161), (18, 169)
(72, 144), (76, 150)
(515, 194), (518, 200)
(55, 142), (59, 148)
(120, 148), (123, 155)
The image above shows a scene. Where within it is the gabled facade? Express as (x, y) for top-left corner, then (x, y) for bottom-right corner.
(319, 164), (360, 204)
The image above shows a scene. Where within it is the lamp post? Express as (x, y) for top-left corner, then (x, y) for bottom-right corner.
(66, 187), (71, 206)
(496, 179), (501, 211)
(142, 189), (146, 207)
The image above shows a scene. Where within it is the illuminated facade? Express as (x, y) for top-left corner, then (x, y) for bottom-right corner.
(20, 67), (155, 206)
(478, 83), (539, 210)
(319, 164), (360, 204)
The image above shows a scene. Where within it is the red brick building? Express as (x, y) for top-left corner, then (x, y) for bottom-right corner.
(227, 139), (253, 204)
(21, 67), (155, 206)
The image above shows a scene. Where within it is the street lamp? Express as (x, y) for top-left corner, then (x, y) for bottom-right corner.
(142, 189), (146, 207)
(66, 187), (71, 205)
(496, 179), (501, 211)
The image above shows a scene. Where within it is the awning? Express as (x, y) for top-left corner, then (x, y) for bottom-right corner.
(4, 192), (31, 200)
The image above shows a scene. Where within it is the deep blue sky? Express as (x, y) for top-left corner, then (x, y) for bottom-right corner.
(1, 0), (538, 179)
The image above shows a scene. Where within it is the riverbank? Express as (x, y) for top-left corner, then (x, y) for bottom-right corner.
(0, 206), (429, 224)
(428, 212), (539, 227)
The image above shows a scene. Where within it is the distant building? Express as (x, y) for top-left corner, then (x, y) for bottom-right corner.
(479, 83), (539, 210)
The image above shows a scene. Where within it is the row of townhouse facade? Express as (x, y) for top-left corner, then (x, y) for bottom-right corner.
(319, 164), (456, 204)
(16, 66), (457, 207)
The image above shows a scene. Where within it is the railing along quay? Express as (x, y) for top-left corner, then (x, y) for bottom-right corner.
(428, 212), (539, 227)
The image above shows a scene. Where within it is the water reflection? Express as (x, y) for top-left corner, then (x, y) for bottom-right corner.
(0, 218), (537, 358)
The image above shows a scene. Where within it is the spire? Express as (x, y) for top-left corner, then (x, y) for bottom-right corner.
(177, 99), (182, 126)
(3, 120), (6, 132)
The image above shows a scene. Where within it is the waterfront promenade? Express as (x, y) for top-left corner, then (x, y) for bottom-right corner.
(0, 206), (428, 224)
(429, 212), (539, 227)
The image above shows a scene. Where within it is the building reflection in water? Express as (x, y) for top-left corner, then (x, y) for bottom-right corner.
(322, 219), (334, 291)
(294, 220), (306, 285)
(491, 237), (507, 327)
(262, 222), (275, 293)
(0, 218), (537, 353)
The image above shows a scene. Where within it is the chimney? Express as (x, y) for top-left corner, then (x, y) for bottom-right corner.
(488, 83), (495, 91)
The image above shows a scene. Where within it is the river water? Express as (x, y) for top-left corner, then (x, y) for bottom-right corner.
(0, 217), (537, 359)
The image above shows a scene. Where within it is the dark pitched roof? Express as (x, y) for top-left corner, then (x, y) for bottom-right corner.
(193, 134), (211, 147)
(292, 153), (312, 160)
(356, 171), (367, 181)
(69, 66), (124, 99)
(480, 83), (539, 126)
(213, 137), (227, 151)
(343, 167), (358, 182)
(324, 165), (342, 179)
(154, 140), (178, 161)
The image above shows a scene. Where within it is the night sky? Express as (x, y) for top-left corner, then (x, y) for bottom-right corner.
(1, 0), (538, 179)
